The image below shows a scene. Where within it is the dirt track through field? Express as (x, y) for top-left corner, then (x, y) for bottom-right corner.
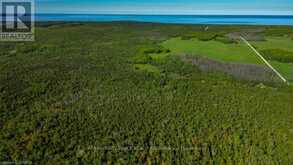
(240, 36), (288, 83)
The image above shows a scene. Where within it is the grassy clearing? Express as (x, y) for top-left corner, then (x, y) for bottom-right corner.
(161, 37), (263, 65)
(250, 37), (293, 81)
(252, 37), (293, 52)
(269, 61), (293, 82)
(154, 36), (293, 82)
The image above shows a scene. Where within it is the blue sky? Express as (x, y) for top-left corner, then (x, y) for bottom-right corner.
(37, 0), (293, 15)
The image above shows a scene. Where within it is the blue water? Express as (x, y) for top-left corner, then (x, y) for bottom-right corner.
(36, 14), (293, 25)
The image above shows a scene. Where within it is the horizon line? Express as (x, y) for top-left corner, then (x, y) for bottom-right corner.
(35, 13), (293, 16)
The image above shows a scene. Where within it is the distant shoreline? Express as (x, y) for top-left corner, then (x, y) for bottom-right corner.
(34, 21), (293, 28)
(36, 13), (293, 17)
(35, 14), (293, 25)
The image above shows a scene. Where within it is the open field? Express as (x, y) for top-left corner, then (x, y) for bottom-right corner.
(148, 34), (293, 82)
(0, 22), (293, 164)
(252, 37), (293, 52)
(161, 37), (262, 64)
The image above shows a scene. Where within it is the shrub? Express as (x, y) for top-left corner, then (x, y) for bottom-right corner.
(131, 54), (153, 64)
(140, 46), (170, 54)
(181, 35), (196, 40)
(197, 33), (218, 41)
(215, 36), (237, 44)
(181, 32), (219, 41)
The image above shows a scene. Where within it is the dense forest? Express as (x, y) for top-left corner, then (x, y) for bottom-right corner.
(0, 22), (293, 164)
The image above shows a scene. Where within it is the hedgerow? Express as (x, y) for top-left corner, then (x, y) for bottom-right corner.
(261, 49), (293, 63)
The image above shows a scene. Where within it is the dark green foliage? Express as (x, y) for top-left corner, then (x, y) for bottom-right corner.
(140, 45), (171, 54)
(15, 43), (39, 54)
(0, 43), (16, 56)
(182, 32), (219, 41)
(215, 36), (237, 44)
(197, 33), (219, 41)
(265, 27), (293, 37)
(261, 49), (293, 63)
(0, 22), (293, 164)
(131, 54), (153, 64)
(131, 45), (170, 64)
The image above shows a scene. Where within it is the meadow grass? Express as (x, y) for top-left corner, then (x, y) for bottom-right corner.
(161, 37), (263, 65)
(252, 37), (293, 52)
(156, 36), (293, 81)
(270, 61), (293, 82)
(250, 37), (293, 81)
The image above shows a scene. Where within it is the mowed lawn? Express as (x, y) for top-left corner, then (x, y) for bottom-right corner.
(160, 37), (293, 82)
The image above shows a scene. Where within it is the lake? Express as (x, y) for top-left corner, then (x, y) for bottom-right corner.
(35, 14), (293, 25)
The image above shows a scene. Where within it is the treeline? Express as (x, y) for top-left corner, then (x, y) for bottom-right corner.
(181, 32), (237, 44)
